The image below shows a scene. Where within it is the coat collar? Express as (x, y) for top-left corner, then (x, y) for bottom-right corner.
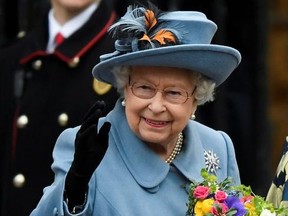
(20, 0), (116, 65)
(104, 100), (207, 189)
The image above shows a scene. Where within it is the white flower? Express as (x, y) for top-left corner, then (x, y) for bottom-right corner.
(260, 209), (276, 216)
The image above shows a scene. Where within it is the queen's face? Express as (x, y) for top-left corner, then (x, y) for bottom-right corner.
(124, 66), (197, 149)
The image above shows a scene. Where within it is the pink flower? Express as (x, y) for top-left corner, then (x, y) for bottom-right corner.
(211, 202), (229, 215)
(240, 195), (254, 204)
(193, 186), (210, 199)
(214, 190), (227, 202)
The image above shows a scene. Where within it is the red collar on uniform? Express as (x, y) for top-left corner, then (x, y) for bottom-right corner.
(20, 11), (116, 65)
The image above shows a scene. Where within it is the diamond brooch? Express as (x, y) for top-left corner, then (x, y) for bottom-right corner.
(204, 150), (220, 174)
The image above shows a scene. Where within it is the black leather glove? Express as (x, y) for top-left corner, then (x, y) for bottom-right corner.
(65, 101), (111, 211)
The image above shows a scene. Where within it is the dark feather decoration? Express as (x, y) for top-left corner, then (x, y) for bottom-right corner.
(109, 2), (179, 52)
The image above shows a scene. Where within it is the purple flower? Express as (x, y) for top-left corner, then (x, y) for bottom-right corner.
(225, 196), (247, 216)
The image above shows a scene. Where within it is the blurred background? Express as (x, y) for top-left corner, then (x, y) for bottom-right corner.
(0, 0), (287, 197)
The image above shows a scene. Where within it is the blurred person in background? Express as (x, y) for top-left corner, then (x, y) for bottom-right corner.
(266, 136), (288, 208)
(0, 0), (119, 215)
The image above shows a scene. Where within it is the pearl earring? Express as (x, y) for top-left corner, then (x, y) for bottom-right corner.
(121, 99), (126, 107)
(190, 114), (196, 120)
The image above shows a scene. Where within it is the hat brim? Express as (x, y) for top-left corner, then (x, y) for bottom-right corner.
(92, 44), (241, 87)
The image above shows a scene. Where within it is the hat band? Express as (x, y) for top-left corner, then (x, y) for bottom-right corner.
(115, 36), (161, 53)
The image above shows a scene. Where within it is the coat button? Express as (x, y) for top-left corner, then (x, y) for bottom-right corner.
(58, 113), (69, 126)
(17, 115), (29, 128)
(68, 57), (79, 68)
(33, 60), (42, 70)
(13, 173), (25, 188)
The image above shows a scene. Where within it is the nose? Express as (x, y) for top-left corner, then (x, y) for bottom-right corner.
(148, 91), (167, 113)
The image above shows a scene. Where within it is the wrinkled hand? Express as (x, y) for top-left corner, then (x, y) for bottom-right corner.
(65, 101), (111, 210)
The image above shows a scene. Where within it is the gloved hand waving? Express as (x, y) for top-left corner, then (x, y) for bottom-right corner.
(65, 101), (111, 212)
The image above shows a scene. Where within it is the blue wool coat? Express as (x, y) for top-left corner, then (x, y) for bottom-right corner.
(30, 100), (240, 216)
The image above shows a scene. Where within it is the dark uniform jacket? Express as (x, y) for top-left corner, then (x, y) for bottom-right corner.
(0, 1), (119, 215)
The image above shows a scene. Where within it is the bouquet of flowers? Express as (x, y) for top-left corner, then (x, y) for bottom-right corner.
(186, 169), (288, 216)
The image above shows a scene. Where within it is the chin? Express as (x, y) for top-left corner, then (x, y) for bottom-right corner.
(139, 132), (167, 145)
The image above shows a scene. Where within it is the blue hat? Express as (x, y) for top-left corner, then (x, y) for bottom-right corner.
(92, 4), (241, 87)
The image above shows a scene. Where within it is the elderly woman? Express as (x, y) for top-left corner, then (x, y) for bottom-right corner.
(31, 3), (242, 216)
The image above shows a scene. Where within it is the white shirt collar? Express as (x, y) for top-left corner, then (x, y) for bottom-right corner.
(47, 2), (98, 52)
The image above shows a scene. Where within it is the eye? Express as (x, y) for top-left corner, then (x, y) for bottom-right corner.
(134, 83), (155, 92)
(165, 88), (185, 98)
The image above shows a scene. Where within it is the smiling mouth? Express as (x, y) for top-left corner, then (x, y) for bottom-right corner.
(144, 118), (168, 127)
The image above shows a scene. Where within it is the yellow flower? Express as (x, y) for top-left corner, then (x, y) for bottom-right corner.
(245, 202), (257, 216)
(194, 199), (214, 216)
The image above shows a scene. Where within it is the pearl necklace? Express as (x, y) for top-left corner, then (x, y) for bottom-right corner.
(165, 132), (183, 164)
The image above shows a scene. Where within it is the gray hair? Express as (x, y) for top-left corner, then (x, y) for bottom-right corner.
(111, 66), (216, 105)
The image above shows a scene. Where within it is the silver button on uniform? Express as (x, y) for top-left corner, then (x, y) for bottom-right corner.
(17, 115), (29, 128)
(58, 113), (69, 126)
(68, 57), (80, 68)
(17, 31), (26, 38)
(13, 173), (25, 188)
(33, 60), (42, 70)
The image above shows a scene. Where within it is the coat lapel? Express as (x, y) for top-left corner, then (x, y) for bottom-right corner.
(106, 101), (170, 189)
